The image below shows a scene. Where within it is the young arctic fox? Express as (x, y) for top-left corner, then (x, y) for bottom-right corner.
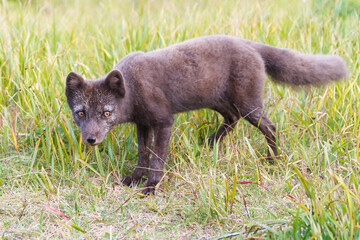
(65, 35), (347, 195)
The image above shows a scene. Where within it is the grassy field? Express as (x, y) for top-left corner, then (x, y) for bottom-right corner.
(1, 0), (360, 238)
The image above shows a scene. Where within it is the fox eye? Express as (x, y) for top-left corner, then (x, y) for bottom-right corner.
(103, 111), (111, 117)
(78, 111), (85, 117)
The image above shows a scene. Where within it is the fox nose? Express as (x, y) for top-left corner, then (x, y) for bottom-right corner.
(87, 136), (96, 144)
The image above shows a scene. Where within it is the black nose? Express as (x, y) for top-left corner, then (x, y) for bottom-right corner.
(87, 137), (96, 144)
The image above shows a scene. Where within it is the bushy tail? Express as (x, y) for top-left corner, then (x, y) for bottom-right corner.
(249, 42), (347, 86)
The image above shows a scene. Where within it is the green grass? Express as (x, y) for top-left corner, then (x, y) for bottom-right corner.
(1, 0), (360, 238)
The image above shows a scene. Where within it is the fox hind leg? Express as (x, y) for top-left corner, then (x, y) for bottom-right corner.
(208, 110), (239, 146)
(240, 105), (279, 163)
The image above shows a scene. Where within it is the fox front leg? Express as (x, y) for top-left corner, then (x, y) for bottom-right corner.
(142, 120), (173, 195)
(121, 124), (153, 187)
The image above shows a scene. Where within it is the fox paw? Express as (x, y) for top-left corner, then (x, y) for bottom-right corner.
(141, 184), (156, 196)
(121, 175), (142, 187)
(140, 178), (162, 195)
(265, 154), (281, 164)
(207, 136), (215, 147)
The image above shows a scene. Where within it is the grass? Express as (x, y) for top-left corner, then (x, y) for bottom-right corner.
(0, 0), (359, 238)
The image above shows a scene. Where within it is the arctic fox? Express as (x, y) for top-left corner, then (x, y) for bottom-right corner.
(65, 35), (347, 194)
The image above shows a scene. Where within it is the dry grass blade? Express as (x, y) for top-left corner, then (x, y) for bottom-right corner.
(38, 205), (70, 219)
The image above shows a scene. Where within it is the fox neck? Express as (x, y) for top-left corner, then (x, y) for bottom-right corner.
(115, 82), (135, 124)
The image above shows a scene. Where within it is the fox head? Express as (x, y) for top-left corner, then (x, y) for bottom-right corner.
(65, 70), (129, 146)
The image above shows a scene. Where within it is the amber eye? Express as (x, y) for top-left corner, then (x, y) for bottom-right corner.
(78, 111), (85, 117)
(104, 111), (111, 117)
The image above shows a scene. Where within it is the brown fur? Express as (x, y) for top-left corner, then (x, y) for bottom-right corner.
(65, 35), (347, 194)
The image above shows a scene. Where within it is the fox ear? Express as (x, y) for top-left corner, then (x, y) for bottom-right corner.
(104, 70), (125, 97)
(66, 72), (85, 89)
